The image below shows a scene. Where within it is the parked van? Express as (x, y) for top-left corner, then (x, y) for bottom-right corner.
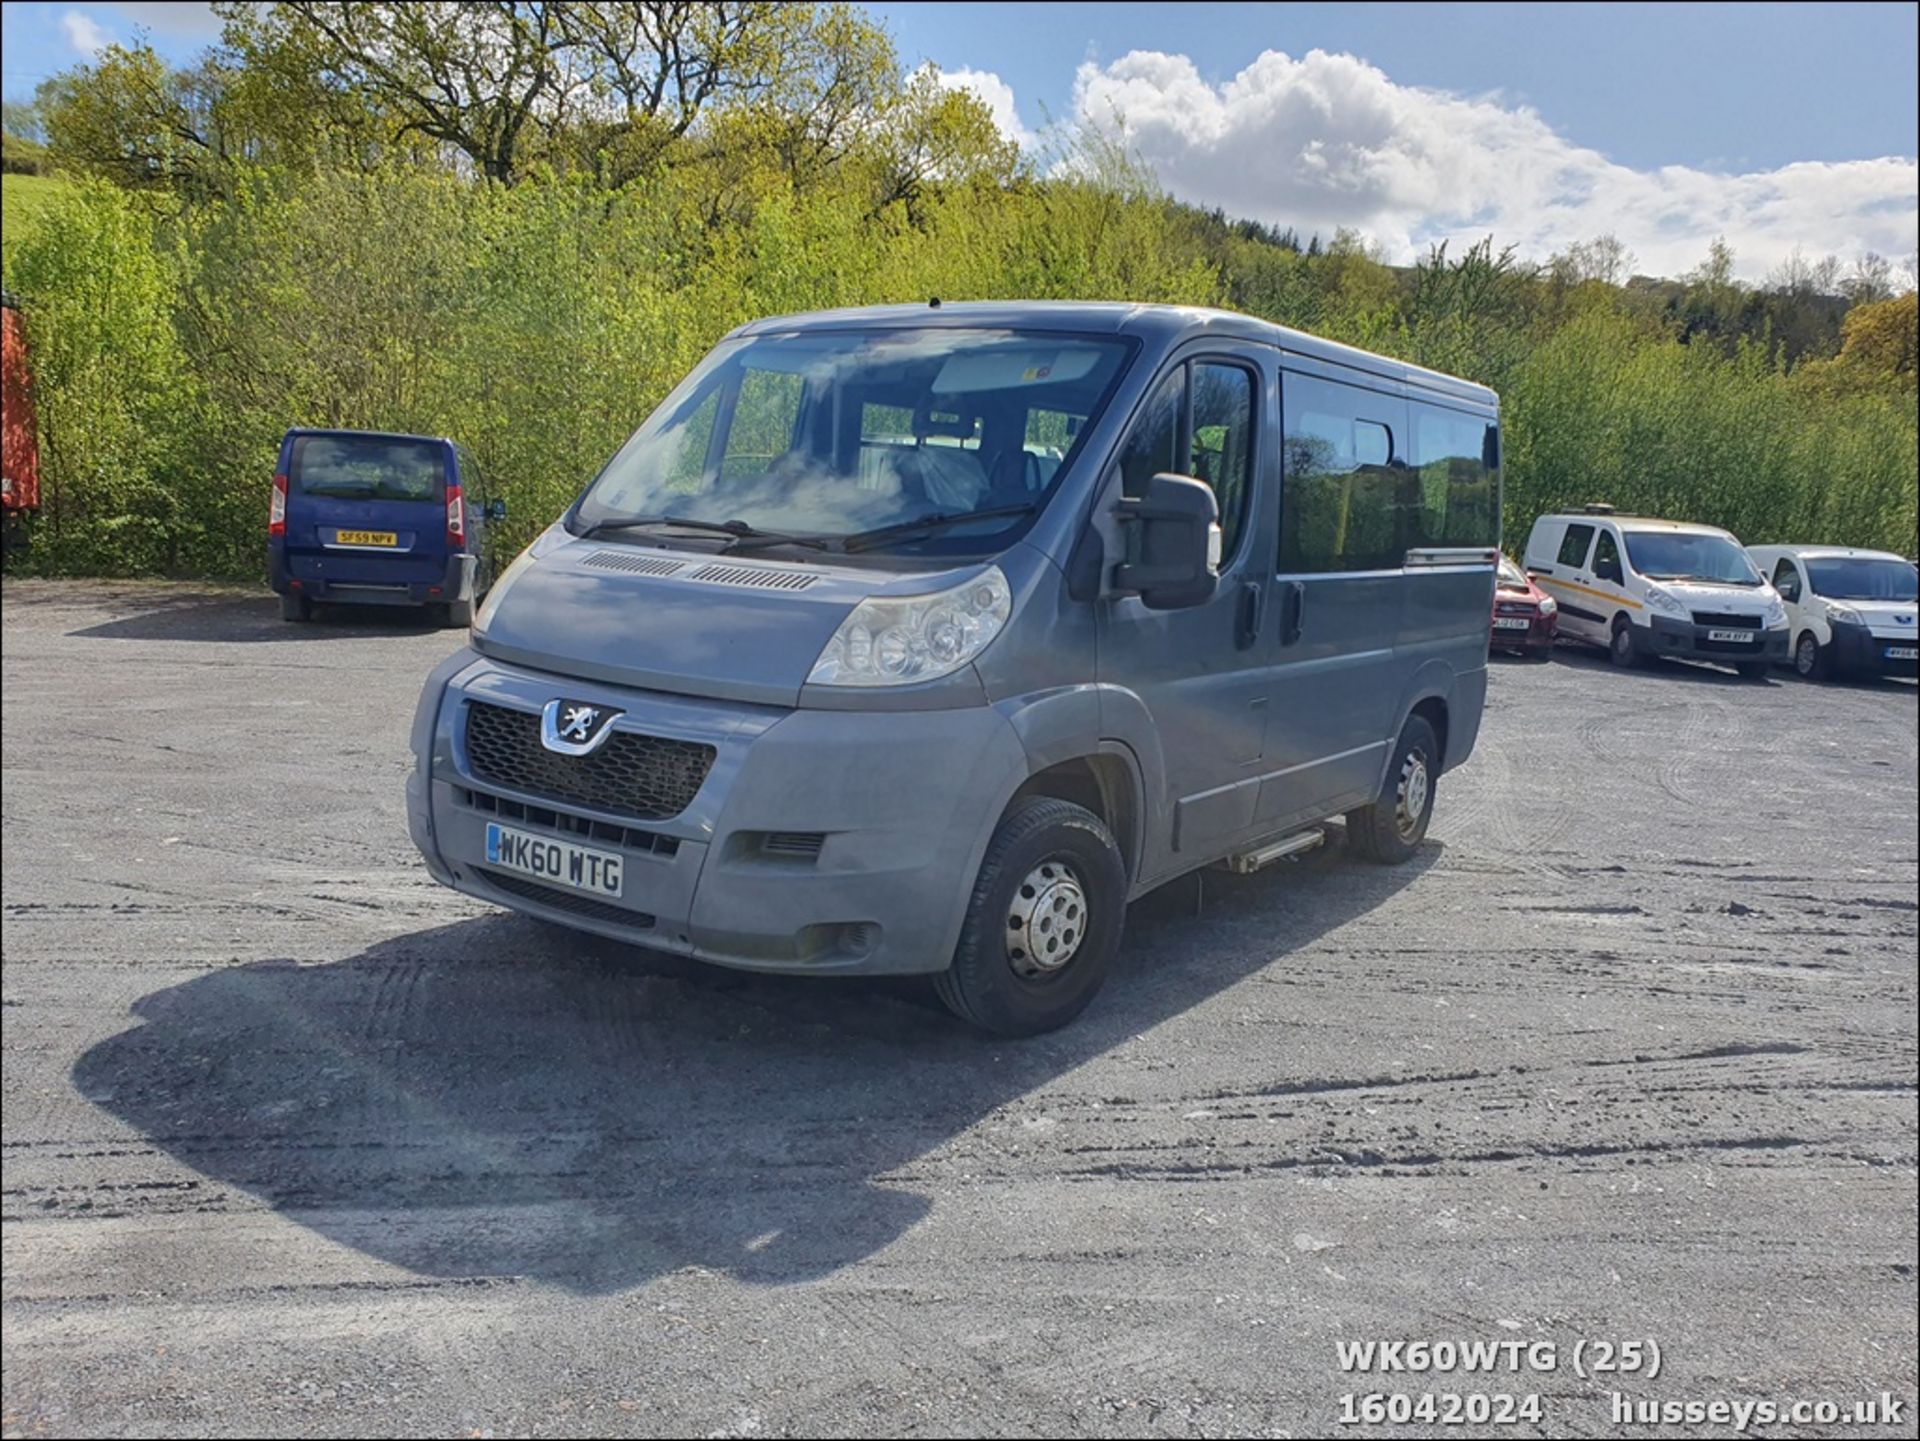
(1746, 544), (1918, 680)
(1523, 507), (1787, 678)
(269, 428), (503, 625)
(406, 303), (1500, 1033)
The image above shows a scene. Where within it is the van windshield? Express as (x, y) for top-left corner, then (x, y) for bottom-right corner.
(1623, 530), (1761, 586)
(291, 435), (445, 502)
(1805, 556), (1919, 602)
(571, 328), (1133, 557)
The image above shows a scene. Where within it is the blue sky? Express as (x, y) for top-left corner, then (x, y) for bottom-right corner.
(6, 1), (1916, 280)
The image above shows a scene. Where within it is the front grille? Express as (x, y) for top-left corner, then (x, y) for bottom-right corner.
(1495, 602), (1537, 617)
(463, 701), (715, 821)
(687, 563), (817, 591)
(477, 867), (656, 929)
(1691, 611), (1760, 629)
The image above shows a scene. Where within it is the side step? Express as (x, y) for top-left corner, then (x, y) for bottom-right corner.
(1216, 825), (1330, 875)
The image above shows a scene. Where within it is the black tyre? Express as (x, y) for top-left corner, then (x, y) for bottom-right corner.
(1736, 661), (1770, 681)
(1347, 715), (1439, 865)
(1793, 631), (1828, 680)
(279, 591), (311, 622)
(1609, 615), (1642, 668)
(934, 796), (1127, 1037)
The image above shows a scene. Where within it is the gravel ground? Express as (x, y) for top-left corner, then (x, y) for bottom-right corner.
(3, 580), (1915, 1440)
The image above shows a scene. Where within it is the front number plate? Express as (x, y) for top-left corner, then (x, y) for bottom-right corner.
(1887, 646), (1918, 661)
(1707, 628), (1757, 643)
(1493, 617), (1532, 631)
(485, 823), (623, 897)
(336, 529), (398, 546)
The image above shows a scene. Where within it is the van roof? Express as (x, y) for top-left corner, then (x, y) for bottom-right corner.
(1752, 544), (1912, 563)
(1539, 512), (1733, 537)
(284, 427), (450, 445)
(729, 300), (1497, 406)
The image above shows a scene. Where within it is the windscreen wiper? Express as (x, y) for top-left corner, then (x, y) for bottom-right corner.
(839, 504), (1037, 554)
(578, 515), (826, 550)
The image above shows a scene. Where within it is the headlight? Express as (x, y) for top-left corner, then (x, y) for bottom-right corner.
(1763, 597), (1787, 627)
(1643, 586), (1686, 617)
(1827, 603), (1862, 625)
(1537, 595), (1558, 616)
(808, 566), (1013, 687)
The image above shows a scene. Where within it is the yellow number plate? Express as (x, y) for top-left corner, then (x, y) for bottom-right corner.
(336, 530), (398, 547)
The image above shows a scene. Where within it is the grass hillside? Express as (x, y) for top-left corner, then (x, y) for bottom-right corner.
(2, 173), (72, 269)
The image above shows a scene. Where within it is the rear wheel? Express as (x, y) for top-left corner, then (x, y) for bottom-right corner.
(1347, 715), (1439, 865)
(1609, 615), (1642, 668)
(1794, 631), (1828, 680)
(934, 796), (1127, 1037)
(279, 592), (311, 622)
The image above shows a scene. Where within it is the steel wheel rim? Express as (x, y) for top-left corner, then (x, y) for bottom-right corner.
(1796, 636), (1816, 675)
(1395, 748), (1431, 841)
(1005, 859), (1088, 978)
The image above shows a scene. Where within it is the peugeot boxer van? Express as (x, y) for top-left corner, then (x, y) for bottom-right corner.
(406, 303), (1500, 1034)
(1523, 507), (1788, 677)
(1747, 544), (1918, 679)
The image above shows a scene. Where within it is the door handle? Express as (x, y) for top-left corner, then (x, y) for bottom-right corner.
(1280, 579), (1306, 645)
(1236, 580), (1265, 649)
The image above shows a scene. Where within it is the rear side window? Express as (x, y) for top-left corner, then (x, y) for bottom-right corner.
(1408, 403), (1498, 550)
(1557, 523), (1595, 568)
(290, 435), (445, 501)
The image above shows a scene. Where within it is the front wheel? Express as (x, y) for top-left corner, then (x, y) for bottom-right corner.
(1794, 631), (1828, 680)
(934, 796), (1127, 1037)
(1347, 715), (1439, 865)
(1609, 616), (1643, 668)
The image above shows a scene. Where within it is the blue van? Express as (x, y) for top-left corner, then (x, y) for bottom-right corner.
(406, 303), (1498, 1034)
(268, 428), (503, 625)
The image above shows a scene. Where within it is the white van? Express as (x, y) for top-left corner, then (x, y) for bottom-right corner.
(1522, 507), (1788, 677)
(1745, 545), (1918, 680)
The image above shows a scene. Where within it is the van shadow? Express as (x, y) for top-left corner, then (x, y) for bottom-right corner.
(1545, 638), (1775, 687)
(68, 590), (449, 643)
(73, 842), (1435, 1295)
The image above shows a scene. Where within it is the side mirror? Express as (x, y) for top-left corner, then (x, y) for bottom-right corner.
(1114, 472), (1220, 611)
(485, 499), (507, 522)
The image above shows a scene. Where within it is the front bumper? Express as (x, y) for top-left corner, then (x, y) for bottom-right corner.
(1831, 620), (1920, 678)
(1643, 615), (1789, 666)
(407, 651), (1029, 975)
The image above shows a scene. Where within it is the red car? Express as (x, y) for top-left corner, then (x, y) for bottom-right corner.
(1491, 553), (1558, 657)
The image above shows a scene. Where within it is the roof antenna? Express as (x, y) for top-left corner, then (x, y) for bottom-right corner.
(928, 296), (942, 309)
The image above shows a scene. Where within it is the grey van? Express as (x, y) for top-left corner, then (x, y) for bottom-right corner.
(407, 303), (1499, 1034)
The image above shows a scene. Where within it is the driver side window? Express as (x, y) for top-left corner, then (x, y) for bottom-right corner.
(1117, 361), (1256, 561)
(1593, 530), (1625, 583)
(1771, 557), (1802, 601)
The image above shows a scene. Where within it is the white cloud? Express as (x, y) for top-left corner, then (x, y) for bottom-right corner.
(61, 9), (112, 56)
(112, 2), (222, 40)
(1065, 47), (1917, 282)
(934, 67), (1035, 152)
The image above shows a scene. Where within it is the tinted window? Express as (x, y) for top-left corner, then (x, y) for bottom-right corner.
(1190, 362), (1255, 558)
(1805, 556), (1917, 602)
(1593, 529), (1623, 581)
(1409, 404), (1498, 549)
(1119, 368), (1182, 500)
(289, 435), (444, 501)
(577, 329), (1133, 556)
(1279, 373), (1405, 572)
(1557, 523), (1595, 568)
